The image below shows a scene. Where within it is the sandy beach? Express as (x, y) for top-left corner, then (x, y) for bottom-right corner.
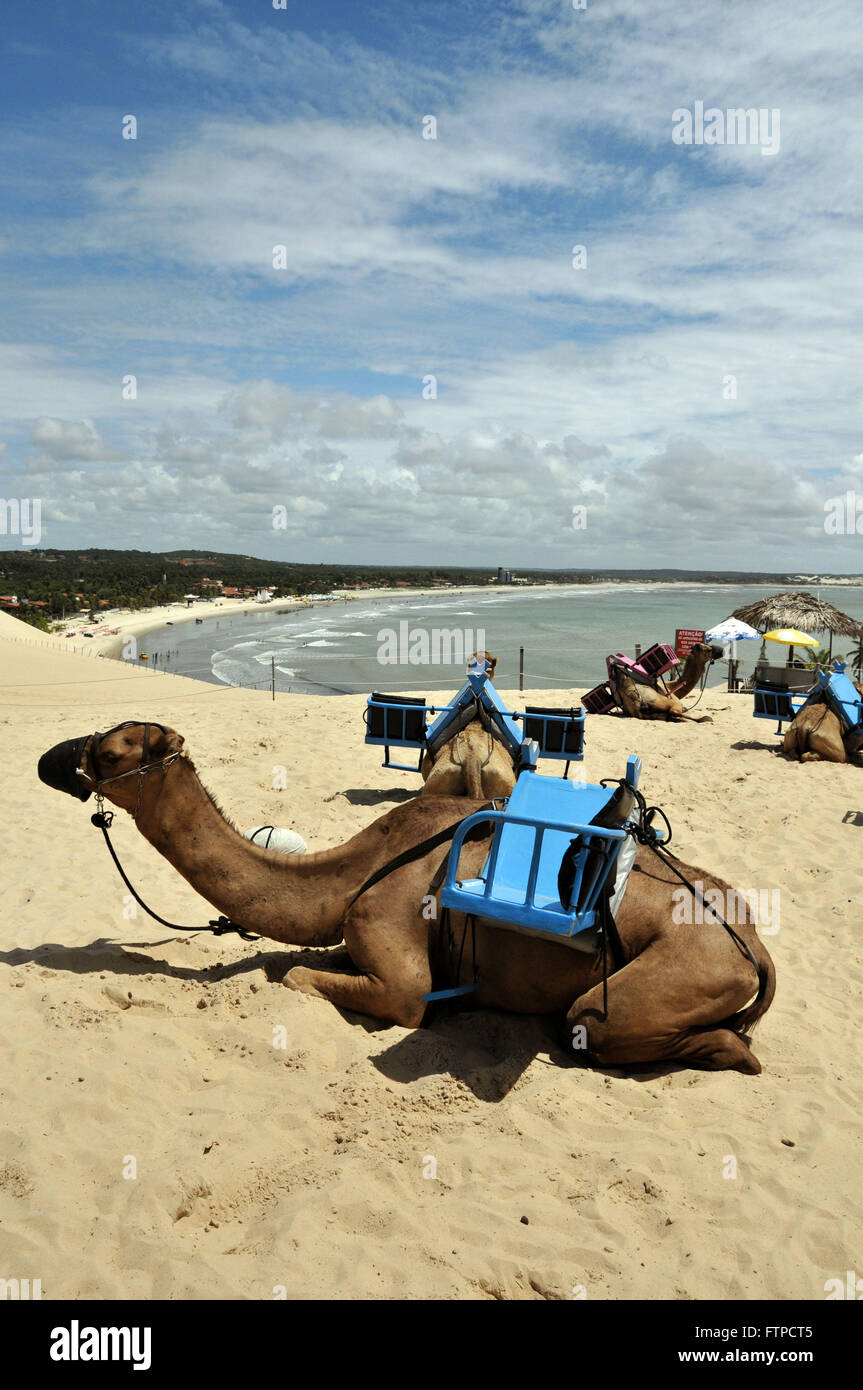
(52, 578), (782, 662)
(49, 585), (510, 661)
(1, 607), (861, 1301)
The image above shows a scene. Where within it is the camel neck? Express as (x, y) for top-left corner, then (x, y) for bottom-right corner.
(131, 756), (358, 945)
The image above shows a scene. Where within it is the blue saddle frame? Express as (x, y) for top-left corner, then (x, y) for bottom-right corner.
(365, 670), (586, 776)
(363, 693), (439, 771)
(753, 681), (810, 734)
(425, 756), (645, 1003)
(797, 663), (863, 736)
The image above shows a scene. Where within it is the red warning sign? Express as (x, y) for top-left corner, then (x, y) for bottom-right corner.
(675, 628), (705, 659)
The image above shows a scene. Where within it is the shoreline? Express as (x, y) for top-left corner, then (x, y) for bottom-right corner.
(61, 577), (798, 663)
(43, 576), (863, 693)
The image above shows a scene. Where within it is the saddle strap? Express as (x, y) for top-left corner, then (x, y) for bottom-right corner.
(344, 805), (492, 913)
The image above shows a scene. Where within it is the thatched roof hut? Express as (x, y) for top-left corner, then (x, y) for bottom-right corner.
(732, 591), (863, 642)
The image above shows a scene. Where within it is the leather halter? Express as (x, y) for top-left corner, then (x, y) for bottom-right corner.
(78, 721), (181, 816)
(80, 725), (258, 943)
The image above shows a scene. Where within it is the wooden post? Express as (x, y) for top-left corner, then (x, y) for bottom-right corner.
(271, 656), (276, 701)
(634, 643), (642, 661)
(519, 646), (524, 692)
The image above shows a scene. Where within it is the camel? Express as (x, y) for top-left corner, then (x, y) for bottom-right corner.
(419, 651), (517, 800)
(782, 690), (863, 764)
(610, 664), (712, 723)
(664, 642), (722, 698)
(420, 720), (517, 799)
(470, 650), (498, 680)
(38, 720), (775, 1072)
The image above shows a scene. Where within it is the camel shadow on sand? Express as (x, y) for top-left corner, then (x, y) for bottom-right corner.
(345, 787), (417, 805)
(370, 1015), (690, 1098)
(325, 787), (417, 806)
(0, 940), (693, 1098)
(0, 938), (333, 987)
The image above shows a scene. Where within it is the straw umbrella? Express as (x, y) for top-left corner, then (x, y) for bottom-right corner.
(732, 591), (863, 660)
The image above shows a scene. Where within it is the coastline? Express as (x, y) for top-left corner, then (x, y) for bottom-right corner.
(60, 578), (781, 663)
(48, 578), (861, 700)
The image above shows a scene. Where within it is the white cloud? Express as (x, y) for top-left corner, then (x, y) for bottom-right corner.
(1, 0), (860, 568)
(7, 380), (860, 569)
(30, 417), (113, 462)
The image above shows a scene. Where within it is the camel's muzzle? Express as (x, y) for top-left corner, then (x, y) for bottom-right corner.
(710, 644), (725, 661)
(38, 735), (92, 801)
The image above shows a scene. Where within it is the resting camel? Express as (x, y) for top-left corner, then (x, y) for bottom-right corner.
(420, 651), (517, 800)
(782, 691), (863, 764)
(664, 642), (722, 698)
(38, 721), (775, 1072)
(420, 721), (516, 798)
(610, 664), (712, 723)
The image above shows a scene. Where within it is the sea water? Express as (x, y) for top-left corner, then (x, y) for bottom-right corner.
(141, 583), (863, 696)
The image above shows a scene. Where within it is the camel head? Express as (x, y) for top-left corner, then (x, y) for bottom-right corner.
(38, 720), (185, 811)
(690, 642), (724, 664)
(469, 650), (497, 679)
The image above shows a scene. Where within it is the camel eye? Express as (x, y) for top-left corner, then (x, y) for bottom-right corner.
(102, 751), (121, 764)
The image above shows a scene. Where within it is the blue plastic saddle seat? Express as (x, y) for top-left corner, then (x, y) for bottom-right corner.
(439, 758), (642, 950)
(794, 665), (863, 736)
(521, 705), (585, 760)
(753, 680), (810, 731)
(821, 667), (863, 733)
(365, 692), (430, 748)
(365, 671), (587, 775)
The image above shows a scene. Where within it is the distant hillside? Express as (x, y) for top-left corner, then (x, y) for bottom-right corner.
(0, 548), (859, 625)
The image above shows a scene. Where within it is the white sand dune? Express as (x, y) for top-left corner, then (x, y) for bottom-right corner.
(1, 611), (861, 1300)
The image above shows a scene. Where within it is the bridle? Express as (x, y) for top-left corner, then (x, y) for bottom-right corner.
(78, 720), (183, 820)
(78, 720), (259, 943)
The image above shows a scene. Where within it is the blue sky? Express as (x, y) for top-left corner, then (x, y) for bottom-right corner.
(1, 0), (862, 568)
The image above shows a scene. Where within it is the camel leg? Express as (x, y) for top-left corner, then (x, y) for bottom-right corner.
(656, 1025), (760, 1072)
(320, 943), (355, 967)
(282, 890), (433, 1029)
(284, 964), (429, 1029)
(808, 741), (846, 763)
(564, 948), (761, 1074)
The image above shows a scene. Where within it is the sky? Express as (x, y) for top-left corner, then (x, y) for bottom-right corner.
(1, 0), (861, 570)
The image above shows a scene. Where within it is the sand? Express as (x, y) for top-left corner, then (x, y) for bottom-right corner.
(1, 608), (861, 1301)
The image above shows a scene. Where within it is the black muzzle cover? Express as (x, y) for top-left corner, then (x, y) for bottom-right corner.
(38, 735), (92, 801)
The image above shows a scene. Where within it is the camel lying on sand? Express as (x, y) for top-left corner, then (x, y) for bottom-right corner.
(38, 721), (775, 1072)
(610, 664), (712, 723)
(782, 694), (863, 764)
(420, 651), (517, 799)
(420, 720), (516, 799)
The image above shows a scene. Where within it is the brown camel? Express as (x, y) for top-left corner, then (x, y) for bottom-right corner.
(38, 721), (775, 1072)
(665, 642), (721, 698)
(419, 651), (517, 799)
(470, 650), (497, 679)
(782, 693), (863, 764)
(610, 664), (712, 723)
(420, 721), (516, 799)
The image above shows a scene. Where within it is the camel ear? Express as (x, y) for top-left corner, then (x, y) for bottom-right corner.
(145, 724), (184, 758)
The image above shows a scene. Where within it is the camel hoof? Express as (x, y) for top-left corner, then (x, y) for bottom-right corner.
(283, 966), (324, 999)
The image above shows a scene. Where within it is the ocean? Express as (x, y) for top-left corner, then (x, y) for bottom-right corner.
(139, 583), (863, 697)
